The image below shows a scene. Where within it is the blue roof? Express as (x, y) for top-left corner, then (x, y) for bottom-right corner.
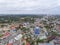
(34, 27), (41, 34)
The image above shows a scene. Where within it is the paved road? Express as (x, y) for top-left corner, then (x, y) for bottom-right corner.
(38, 40), (54, 45)
(38, 43), (53, 45)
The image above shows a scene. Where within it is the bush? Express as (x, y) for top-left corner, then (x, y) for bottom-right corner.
(36, 39), (45, 43)
(0, 34), (3, 37)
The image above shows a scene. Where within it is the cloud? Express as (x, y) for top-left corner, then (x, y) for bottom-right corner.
(0, 0), (60, 14)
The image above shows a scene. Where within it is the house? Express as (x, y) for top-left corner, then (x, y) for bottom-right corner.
(56, 22), (60, 32)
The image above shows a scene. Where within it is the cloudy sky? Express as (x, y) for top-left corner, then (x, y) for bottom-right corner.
(0, 0), (60, 14)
